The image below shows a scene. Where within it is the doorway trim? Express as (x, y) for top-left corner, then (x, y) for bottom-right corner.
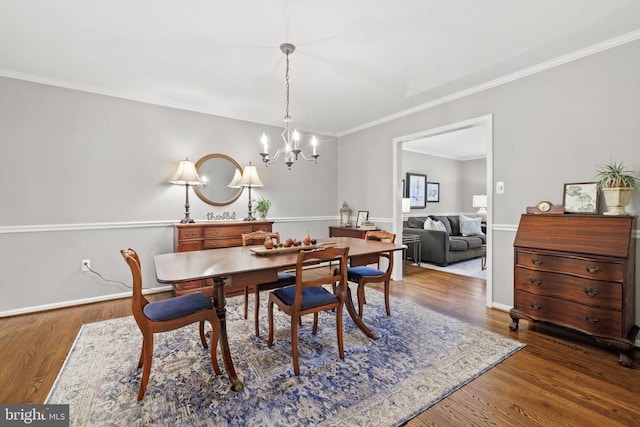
(391, 114), (494, 307)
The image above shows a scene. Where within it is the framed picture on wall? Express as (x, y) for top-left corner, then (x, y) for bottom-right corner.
(563, 182), (598, 214)
(406, 173), (427, 209)
(426, 182), (440, 202)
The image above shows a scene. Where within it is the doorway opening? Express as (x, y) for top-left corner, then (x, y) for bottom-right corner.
(391, 114), (493, 307)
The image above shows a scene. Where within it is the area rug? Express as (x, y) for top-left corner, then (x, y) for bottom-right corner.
(417, 257), (486, 279)
(47, 286), (522, 426)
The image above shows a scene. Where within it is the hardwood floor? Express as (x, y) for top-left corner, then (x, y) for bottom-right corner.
(1, 262), (638, 426)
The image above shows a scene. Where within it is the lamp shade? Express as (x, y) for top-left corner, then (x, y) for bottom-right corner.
(472, 194), (487, 208)
(402, 198), (411, 213)
(227, 169), (242, 188)
(169, 159), (203, 185)
(238, 164), (264, 187)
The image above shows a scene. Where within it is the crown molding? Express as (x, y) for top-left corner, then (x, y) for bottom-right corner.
(338, 29), (640, 137)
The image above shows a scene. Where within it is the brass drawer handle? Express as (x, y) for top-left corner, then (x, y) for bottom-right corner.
(531, 303), (542, 310)
(531, 258), (543, 266)
(585, 265), (600, 274)
(584, 288), (599, 297)
(529, 279), (541, 286)
(585, 316), (599, 324)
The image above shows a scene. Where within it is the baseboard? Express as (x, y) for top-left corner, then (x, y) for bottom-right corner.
(0, 285), (172, 318)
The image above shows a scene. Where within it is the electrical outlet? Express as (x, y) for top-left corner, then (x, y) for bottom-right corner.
(81, 259), (91, 272)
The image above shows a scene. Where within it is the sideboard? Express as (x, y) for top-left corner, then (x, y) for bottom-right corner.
(172, 221), (273, 296)
(510, 214), (637, 367)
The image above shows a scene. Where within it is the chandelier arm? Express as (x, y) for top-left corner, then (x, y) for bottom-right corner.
(298, 152), (320, 163)
(262, 148), (288, 165)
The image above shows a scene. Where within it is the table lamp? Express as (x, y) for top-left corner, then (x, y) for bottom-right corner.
(402, 198), (411, 213)
(472, 194), (487, 219)
(238, 162), (263, 221)
(170, 158), (204, 223)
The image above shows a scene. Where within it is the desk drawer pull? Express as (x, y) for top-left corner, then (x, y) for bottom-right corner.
(584, 288), (599, 297)
(531, 303), (542, 310)
(584, 316), (599, 324)
(531, 258), (543, 266)
(529, 279), (541, 286)
(585, 265), (600, 274)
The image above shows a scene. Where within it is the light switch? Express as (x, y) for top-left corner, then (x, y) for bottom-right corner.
(496, 181), (505, 194)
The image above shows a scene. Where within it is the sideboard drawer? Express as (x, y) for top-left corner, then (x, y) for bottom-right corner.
(173, 279), (213, 297)
(177, 227), (203, 240)
(203, 237), (242, 249)
(515, 250), (624, 282)
(177, 241), (204, 252)
(514, 267), (622, 309)
(515, 290), (622, 337)
(204, 225), (254, 238)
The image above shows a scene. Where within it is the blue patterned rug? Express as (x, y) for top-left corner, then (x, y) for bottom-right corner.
(47, 285), (523, 426)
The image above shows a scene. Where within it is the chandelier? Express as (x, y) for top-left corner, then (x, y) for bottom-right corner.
(260, 43), (319, 170)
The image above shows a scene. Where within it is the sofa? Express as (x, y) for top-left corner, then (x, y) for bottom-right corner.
(403, 215), (486, 266)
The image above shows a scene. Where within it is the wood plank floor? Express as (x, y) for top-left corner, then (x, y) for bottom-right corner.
(1, 262), (638, 426)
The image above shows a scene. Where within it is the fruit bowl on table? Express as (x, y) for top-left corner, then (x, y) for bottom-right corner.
(250, 243), (317, 256)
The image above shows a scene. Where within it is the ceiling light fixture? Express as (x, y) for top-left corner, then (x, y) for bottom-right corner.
(260, 43), (319, 170)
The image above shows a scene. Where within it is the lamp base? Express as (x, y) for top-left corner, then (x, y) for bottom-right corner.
(243, 215), (257, 222)
(180, 217), (195, 223)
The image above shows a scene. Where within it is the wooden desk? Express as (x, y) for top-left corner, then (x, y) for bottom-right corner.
(154, 237), (406, 391)
(328, 226), (377, 239)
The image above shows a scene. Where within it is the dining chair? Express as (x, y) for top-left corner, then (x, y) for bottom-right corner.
(346, 230), (396, 318)
(120, 248), (221, 400)
(267, 246), (349, 375)
(241, 231), (296, 337)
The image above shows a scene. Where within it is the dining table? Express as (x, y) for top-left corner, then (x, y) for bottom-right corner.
(153, 236), (406, 392)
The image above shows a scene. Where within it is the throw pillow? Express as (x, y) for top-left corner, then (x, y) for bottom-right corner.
(430, 215), (452, 235)
(431, 220), (447, 232)
(423, 218), (433, 230)
(460, 216), (483, 236)
(407, 217), (425, 229)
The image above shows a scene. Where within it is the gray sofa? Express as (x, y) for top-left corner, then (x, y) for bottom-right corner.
(403, 215), (486, 266)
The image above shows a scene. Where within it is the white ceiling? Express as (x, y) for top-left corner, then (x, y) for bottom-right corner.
(403, 126), (488, 161)
(1, 1), (640, 138)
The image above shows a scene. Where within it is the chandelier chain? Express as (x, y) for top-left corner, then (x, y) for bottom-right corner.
(285, 50), (290, 121)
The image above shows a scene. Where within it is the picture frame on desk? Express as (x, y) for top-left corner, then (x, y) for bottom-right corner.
(406, 173), (427, 209)
(563, 182), (598, 214)
(356, 211), (369, 228)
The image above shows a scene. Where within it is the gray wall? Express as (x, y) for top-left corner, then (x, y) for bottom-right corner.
(461, 158), (487, 213)
(402, 151), (486, 215)
(0, 77), (338, 314)
(338, 39), (640, 326)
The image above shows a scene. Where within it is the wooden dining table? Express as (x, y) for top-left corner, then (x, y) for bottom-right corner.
(154, 236), (406, 392)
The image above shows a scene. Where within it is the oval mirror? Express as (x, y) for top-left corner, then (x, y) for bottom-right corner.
(193, 154), (243, 206)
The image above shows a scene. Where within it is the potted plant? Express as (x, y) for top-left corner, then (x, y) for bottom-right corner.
(253, 197), (271, 220)
(595, 161), (638, 215)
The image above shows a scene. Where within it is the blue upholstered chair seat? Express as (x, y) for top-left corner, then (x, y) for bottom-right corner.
(347, 266), (384, 282)
(144, 292), (213, 321)
(272, 286), (338, 311)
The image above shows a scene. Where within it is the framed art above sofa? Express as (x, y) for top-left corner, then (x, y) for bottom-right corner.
(406, 173), (427, 209)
